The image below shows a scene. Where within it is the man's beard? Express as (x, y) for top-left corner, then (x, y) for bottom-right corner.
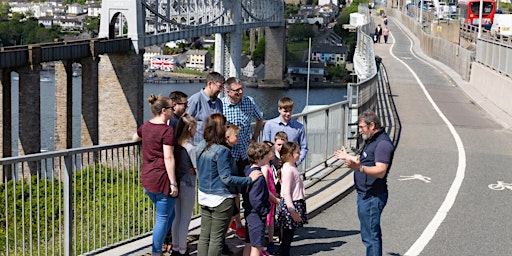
(361, 133), (369, 141)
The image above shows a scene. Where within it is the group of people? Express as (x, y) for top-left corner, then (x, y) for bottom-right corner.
(133, 71), (395, 256)
(374, 23), (390, 44)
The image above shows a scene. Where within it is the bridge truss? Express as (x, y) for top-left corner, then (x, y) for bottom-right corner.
(99, 0), (284, 50)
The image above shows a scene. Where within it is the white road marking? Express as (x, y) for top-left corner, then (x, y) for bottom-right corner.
(388, 19), (467, 256)
(398, 174), (432, 183)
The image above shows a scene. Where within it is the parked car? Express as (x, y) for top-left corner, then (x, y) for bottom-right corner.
(490, 14), (512, 38)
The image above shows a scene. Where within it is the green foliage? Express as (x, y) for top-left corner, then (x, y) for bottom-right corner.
(325, 65), (350, 82)
(286, 40), (309, 63)
(0, 165), (154, 255)
(0, 14), (62, 46)
(284, 4), (300, 19)
(287, 23), (315, 41)
(84, 17), (100, 34)
(0, 1), (10, 21)
(252, 37), (265, 62)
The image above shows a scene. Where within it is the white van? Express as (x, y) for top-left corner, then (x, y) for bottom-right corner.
(491, 14), (512, 37)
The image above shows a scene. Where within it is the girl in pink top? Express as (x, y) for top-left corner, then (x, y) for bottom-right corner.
(262, 141), (280, 254)
(277, 142), (307, 256)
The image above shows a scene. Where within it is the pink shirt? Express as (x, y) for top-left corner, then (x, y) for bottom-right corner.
(280, 162), (305, 211)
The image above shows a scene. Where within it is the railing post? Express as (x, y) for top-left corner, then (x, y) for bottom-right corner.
(324, 108), (330, 167)
(64, 155), (73, 256)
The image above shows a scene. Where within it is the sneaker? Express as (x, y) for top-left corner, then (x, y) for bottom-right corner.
(235, 226), (246, 240)
(229, 220), (237, 230)
(222, 243), (233, 255)
(170, 250), (180, 256)
(266, 242), (275, 255)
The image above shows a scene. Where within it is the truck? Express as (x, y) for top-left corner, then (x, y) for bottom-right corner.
(490, 14), (512, 37)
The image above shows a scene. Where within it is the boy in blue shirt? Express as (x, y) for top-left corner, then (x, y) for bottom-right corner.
(242, 142), (272, 256)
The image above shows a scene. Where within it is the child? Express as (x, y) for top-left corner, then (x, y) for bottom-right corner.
(170, 114), (197, 256)
(262, 141), (280, 255)
(272, 131), (288, 195)
(242, 142), (272, 256)
(277, 142), (308, 256)
(225, 124), (247, 240)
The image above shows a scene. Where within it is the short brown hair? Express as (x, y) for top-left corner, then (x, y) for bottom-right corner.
(274, 131), (288, 142)
(278, 97), (294, 110)
(247, 142), (272, 164)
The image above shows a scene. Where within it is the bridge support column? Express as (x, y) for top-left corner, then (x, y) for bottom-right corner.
(261, 27), (286, 87)
(81, 58), (99, 147)
(18, 66), (41, 164)
(214, 32), (242, 79)
(98, 52), (143, 144)
(0, 69), (13, 181)
(54, 61), (74, 150)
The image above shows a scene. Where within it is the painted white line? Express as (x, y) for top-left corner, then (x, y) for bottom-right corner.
(388, 19), (467, 256)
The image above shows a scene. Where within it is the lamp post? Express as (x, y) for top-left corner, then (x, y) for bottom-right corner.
(478, 0), (483, 38)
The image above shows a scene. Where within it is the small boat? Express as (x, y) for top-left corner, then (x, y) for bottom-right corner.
(40, 76), (51, 82)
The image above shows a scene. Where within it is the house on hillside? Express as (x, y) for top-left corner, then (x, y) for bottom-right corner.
(186, 50), (212, 71)
(287, 62), (325, 84)
(311, 43), (348, 66)
(241, 55), (264, 80)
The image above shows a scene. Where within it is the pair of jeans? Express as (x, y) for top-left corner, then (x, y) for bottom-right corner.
(357, 192), (388, 256)
(145, 189), (177, 254)
(197, 198), (235, 256)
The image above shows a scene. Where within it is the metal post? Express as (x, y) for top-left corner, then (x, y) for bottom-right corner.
(64, 155), (73, 256)
(306, 37), (311, 108)
(420, 0), (424, 23)
(478, 0), (483, 38)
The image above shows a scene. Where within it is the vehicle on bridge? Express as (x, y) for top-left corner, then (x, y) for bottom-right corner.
(490, 14), (512, 37)
(458, 0), (496, 30)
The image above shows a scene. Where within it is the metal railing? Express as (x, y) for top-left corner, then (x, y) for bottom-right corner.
(0, 143), (154, 256)
(476, 37), (512, 77)
(0, 5), (382, 255)
(0, 102), (365, 255)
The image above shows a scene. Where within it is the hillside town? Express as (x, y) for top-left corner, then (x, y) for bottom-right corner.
(3, 0), (352, 86)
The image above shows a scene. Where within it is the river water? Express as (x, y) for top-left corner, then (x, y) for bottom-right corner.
(9, 73), (346, 153)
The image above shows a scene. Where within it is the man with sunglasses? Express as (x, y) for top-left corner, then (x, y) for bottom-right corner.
(168, 91), (188, 130)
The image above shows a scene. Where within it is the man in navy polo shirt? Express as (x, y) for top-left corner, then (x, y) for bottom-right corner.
(334, 110), (394, 256)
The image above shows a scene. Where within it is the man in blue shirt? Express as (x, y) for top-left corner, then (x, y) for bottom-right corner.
(186, 72), (225, 145)
(334, 110), (394, 256)
(262, 97), (308, 166)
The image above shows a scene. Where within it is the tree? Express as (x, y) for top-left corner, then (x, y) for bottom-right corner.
(0, 1), (10, 21)
(287, 23), (315, 41)
(252, 37), (265, 62)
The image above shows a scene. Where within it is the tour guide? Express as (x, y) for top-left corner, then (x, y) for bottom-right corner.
(334, 110), (395, 256)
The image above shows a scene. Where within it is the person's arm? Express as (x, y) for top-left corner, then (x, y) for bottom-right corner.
(346, 141), (393, 179)
(262, 121), (271, 142)
(163, 144), (178, 196)
(297, 126), (308, 166)
(217, 147), (260, 186)
(250, 119), (264, 144)
(132, 133), (141, 142)
(262, 165), (280, 204)
(280, 164), (295, 211)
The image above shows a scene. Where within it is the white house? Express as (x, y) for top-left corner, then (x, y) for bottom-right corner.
(39, 16), (54, 28)
(87, 4), (101, 17)
(186, 50), (212, 70)
(67, 4), (86, 15)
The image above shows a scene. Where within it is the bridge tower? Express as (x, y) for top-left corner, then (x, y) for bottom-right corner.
(99, 0), (145, 52)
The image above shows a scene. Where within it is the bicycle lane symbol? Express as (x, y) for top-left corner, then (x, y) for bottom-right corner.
(488, 181), (512, 191)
